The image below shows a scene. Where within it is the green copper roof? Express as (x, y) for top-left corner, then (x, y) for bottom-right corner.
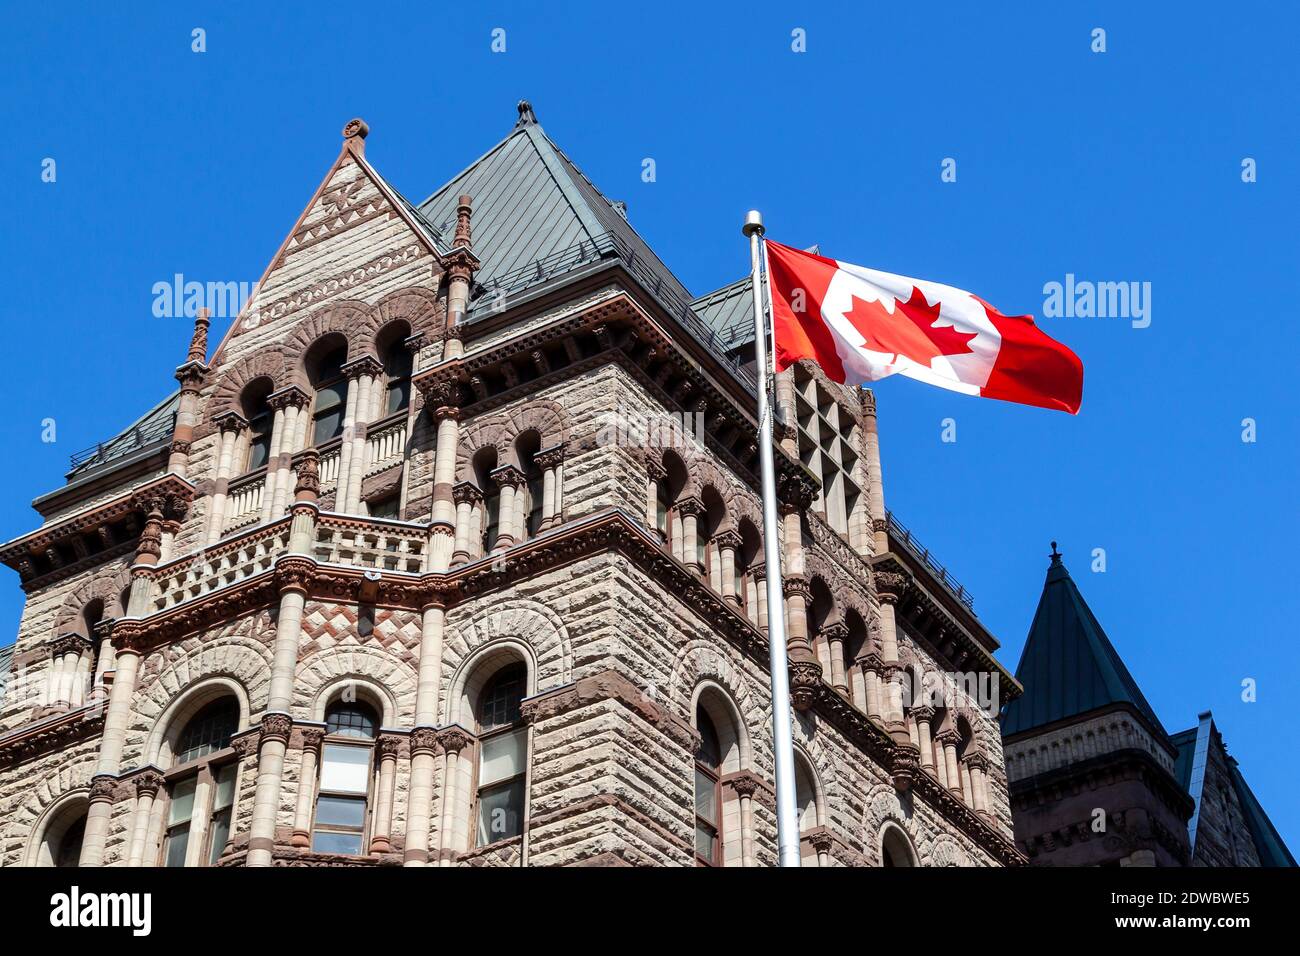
(1001, 547), (1166, 738)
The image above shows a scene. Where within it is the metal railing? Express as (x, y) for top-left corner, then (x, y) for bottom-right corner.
(468, 231), (759, 393)
(69, 411), (177, 472)
(886, 511), (975, 611)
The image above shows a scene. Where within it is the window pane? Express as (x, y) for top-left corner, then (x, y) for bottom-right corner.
(315, 794), (367, 828)
(164, 826), (190, 868)
(247, 434), (270, 471)
(212, 764), (236, 811)
(694, 769), (717, 825)
(695, 823), (716, 864)
(313, 409), (343, 445)
(175, 698), (238, 764)
(479, 728), (526, 788)
(325, 703), (377, 739)
(320, 744), (370, 794)
(311, 829), (363, 856)
(169, 776), (197, 826)
(386, 379), (410, 415)
(208, 808), (232, 866)
(476, 779), (525, 846)
(478, 664), (525, 731)
(314, 380), (346, 412)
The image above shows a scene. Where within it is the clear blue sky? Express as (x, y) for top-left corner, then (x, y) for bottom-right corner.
(2, 3), (1295, 851)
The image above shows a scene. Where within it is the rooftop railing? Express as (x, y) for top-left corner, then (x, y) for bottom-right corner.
(68, 411), (177, 473)
(886, 511), (976, 612)
(468, 231), (759, 393)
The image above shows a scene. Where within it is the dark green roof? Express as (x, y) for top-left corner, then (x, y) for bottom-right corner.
(1001, 549), (1166, 738)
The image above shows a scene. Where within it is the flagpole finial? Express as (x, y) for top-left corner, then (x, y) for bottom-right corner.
(1050, 540), (1061, 562)
(742, 209), (765, 238)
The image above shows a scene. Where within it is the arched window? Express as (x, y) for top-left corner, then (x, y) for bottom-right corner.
(472, 447), (501, 553)
(165, 697), (239, 867)
(312, 699), (379, 855)
(241, 378), (274, 471)
(379, 328), (413, 415)
(881, 824), (917, 867)
(794, 754), (825, 866)
(694, 705), (722, 866)
(659, 452), (689, 560)
(29, 797), (88, 867)
(474, 662), (528, 847)
(308, 340), (349, 446)
(515, 432), (544, 541)
(701, 487), (726, 589)
(737, 518), (762, 621)
(54, 815), (86, 868)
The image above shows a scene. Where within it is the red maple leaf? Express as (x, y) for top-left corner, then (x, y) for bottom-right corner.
(843, 286), (977, 367)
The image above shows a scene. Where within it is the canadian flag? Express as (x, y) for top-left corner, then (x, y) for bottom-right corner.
(766, 240), (1083, 414)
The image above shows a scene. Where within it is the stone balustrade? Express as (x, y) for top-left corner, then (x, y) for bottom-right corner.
(312, 514), (427, 573)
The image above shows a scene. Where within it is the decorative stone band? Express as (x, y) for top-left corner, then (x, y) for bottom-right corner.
(0, 707), (105, 770)
(519, 670), (701, 752)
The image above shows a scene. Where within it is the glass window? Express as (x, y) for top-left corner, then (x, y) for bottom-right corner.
(164, 775), (197, 867)
(207, 764), (237, 866)
(311, 730), (374, 855)
(383, 343), (412, 415)
(325, 701), (378, 740)
(246, 409), (272, 471)
(175, 698), (238, 765)
(311, 346), (348, 446)
(694, 706), (721, 866)
(474, 663), (528, 847)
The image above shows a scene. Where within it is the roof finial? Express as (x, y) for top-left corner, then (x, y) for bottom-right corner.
(516, 99), (537, 126)
(453, 194), (474, 250)
(1050, 540), (1061, 563)
(342, 117), (369, 156)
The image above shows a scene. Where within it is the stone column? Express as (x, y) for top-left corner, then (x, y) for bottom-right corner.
(534, 446), (564, 531)
(966, 754), (991, 818)
(913, 706), (937, 773)
(731, 773), (759, 867)
(645, 456), (666, 538)
(491, 465), (526, 548)
(341, 356), (383, 513)
(126, 769), (164, 866)
(751, 563), (768, 629)
(267, 386), (309, 520)
(434, 727), (474, 866)
(782, 575), (823, 710)
(774, 368), (798, 456)
(168, 309), (211, 478)
(810, 827), (833, 868)
(370, 733), (402, 853)
(859, 654), (884, 723)
(206, 413), (248, 544)
(90, 618), (116, 703)
(441, 195), (480, 362)
(421, 392), (461, 572)
(715, 531), (742, 605)
(861, 390), (888, 555)
(451, 482), (482, 565)
(872, 570), (912, 746)
(248, 463), (319, 866)
(820, 622), (849, 695)
(676, 496), (705, 575)
(938, 730), (962, 799)
(290, 726), (326, 847)
(405, 593), (447, 866)
(259, 405), (287, 523)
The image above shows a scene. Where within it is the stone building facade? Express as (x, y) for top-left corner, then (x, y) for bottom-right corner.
(0, 103), (1024, 868)
(1001, 548), (1294, 867)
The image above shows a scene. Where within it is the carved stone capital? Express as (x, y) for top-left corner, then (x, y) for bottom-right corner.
(376, 733), (404, 759)
(644, 454), (667, 482)
(805, 825), (835, 854)
(712, 530), (742, 551)
(267, 384), (311, 412)
(436, 726), (475, 754)
(213, 411), (249, 435)
(453, 481), (484, 506)
(342, 354), (384, 381)
(935, 729), (961, 748)
(133, 769), (165, 796)
(409, 726), (441, 756)
(275, 555), (316, 593)
(259, 712), (294, 744)
(89, 773), (118, 804)
(533, 446), (565, 471)
(910, 705), (936, 724)
(782, 575), (812, 603)
(817, 621), (849, 644)
(674, 495), (705, 519)
(294, 450), (321, 499)
(299, 727), (326, 751)
(788, 659), (823, 711)
(728, 771), (763, 800)
(873, 569), (911, 605)
(490, 465), (527, 490)
(891, 743), (921, 793)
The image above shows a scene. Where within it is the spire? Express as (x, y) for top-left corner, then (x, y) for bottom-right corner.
(1001, 545), (1166, 739)
(515, 99), (538, 127)
(186, 307), (210, 364)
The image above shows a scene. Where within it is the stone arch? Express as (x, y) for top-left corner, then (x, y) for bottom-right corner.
(792, 714), (845, 830)
(924, 834), (970, 867)
(502, 398), (570, 459)
(52, 564), (132, 635)
(879, 819), (920, 867)
(207, 349), (290, 420)
(442, 599), (572, 723)
(294, 644), (418, 725)
(144, 674), (253, 767)
(362, 287), (442, 352)
(666, 638), (764, 763)
(444, 636), (537, 729)
(125, 637), (273, 767)
(685, 455), (733, 503)
(311, 675), (400, 728)
(12, 757), (98, 867)
(283, 300), (370, 375)
(861, 780), (916, 860)
(455, 414), (512, 483)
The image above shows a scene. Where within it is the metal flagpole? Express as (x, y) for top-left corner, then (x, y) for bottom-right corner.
(743, 210), (801, 867)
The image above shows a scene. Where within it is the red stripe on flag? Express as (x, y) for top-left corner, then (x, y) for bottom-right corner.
(765, 240), (845, 382)
(977, 298), (1084, 414)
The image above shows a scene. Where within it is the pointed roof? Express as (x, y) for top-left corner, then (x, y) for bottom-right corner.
(1001, 545), (1166, 738)
(1171, 714), (1296, 867)
(417, 100), (692, 304)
